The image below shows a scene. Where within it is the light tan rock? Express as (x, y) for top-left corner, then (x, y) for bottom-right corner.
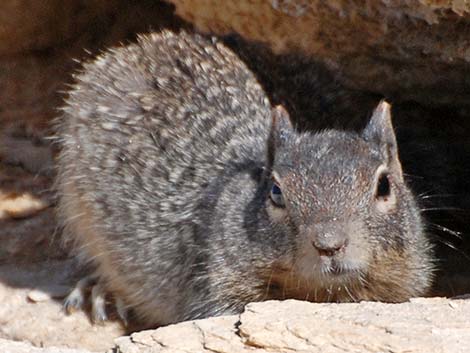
(114, 298), (470, 353)
(0, 338), (91, 353)
(27, 285), (71, 303)
(0, 192), (50, 220)
(113, 316), (251, 353)
(239, 299), (470, 353)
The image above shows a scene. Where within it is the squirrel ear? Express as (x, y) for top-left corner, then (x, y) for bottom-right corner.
(271, 105), (293, 134)
(363, 100), (403, 177)
(267, 105), (293, 168)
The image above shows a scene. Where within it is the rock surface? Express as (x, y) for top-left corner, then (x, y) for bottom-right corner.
(114, 298), (470, 353)
(0, 339), (90, 353)
(2, 297), (470, 353)
(168, 0), (470, 107)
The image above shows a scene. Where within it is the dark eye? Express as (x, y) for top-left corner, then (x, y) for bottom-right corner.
(270, 183), (285, 207)
(376, 173), (391, 199)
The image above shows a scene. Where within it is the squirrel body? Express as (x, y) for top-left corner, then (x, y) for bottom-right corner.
(56, 30), (434, 327)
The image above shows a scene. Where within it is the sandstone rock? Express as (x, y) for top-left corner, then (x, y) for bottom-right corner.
(0, 0), (184, 134)
(27, 285), (71, 303)
(114, 298), (470, 353)
(0, 338), (91, 353)
(0, 1), (117, 55)
(0, 192), (50, 220)
(167, 0), (470, 107)
(2, 297), (470, 353)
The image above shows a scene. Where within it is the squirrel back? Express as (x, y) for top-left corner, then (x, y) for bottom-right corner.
(56, 30), (434, 327)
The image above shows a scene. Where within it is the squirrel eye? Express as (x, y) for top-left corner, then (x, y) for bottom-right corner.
(270, 183), (285, 208)
(376, 173), (391, 199)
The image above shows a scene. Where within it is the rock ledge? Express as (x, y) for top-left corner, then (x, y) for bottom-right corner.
(1, 298), (469, 352)
(114, 298), (470, 353)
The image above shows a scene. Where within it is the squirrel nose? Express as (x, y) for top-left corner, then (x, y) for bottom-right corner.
(312, 232), (348, 257)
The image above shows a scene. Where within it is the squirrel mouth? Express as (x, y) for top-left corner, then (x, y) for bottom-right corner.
(320, 259), (358, 278)
(322, 264), (347, 276)
(328, 265), (344, 275)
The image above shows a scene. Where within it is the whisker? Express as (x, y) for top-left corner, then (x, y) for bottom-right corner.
(434, 239), (459, 251)
(427, 223), (462, 238)
(419, 193), (455, 200)
(344, 285), (356, 302)
(431, 237), (470, 261)
(420, 207), (463, 212)
(403, 173), (425, 179)
(326, 285), (333, 302)
(264, 270), (274, 301)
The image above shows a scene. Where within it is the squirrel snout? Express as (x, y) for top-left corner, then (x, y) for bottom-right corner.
(310, 225), (349, 257)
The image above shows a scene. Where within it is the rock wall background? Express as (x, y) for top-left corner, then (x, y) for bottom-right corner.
(169, 0), (470, 108)
(0, 0), (184, 133)
(0, 0), (469, 352)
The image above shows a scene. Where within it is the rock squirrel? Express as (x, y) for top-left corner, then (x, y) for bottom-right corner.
(55, 30), (434, 328)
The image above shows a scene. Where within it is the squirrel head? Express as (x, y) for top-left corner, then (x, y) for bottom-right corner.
(264, 101), (432, 301)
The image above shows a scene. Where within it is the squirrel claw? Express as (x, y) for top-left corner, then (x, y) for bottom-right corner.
(91, 282), (108, 324)
(63, 292), (83, 314)
(63, 276), (96, 314)
(115, 297), (129, 327)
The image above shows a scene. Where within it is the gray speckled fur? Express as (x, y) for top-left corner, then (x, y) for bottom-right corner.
(55, 30), (434, 327)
